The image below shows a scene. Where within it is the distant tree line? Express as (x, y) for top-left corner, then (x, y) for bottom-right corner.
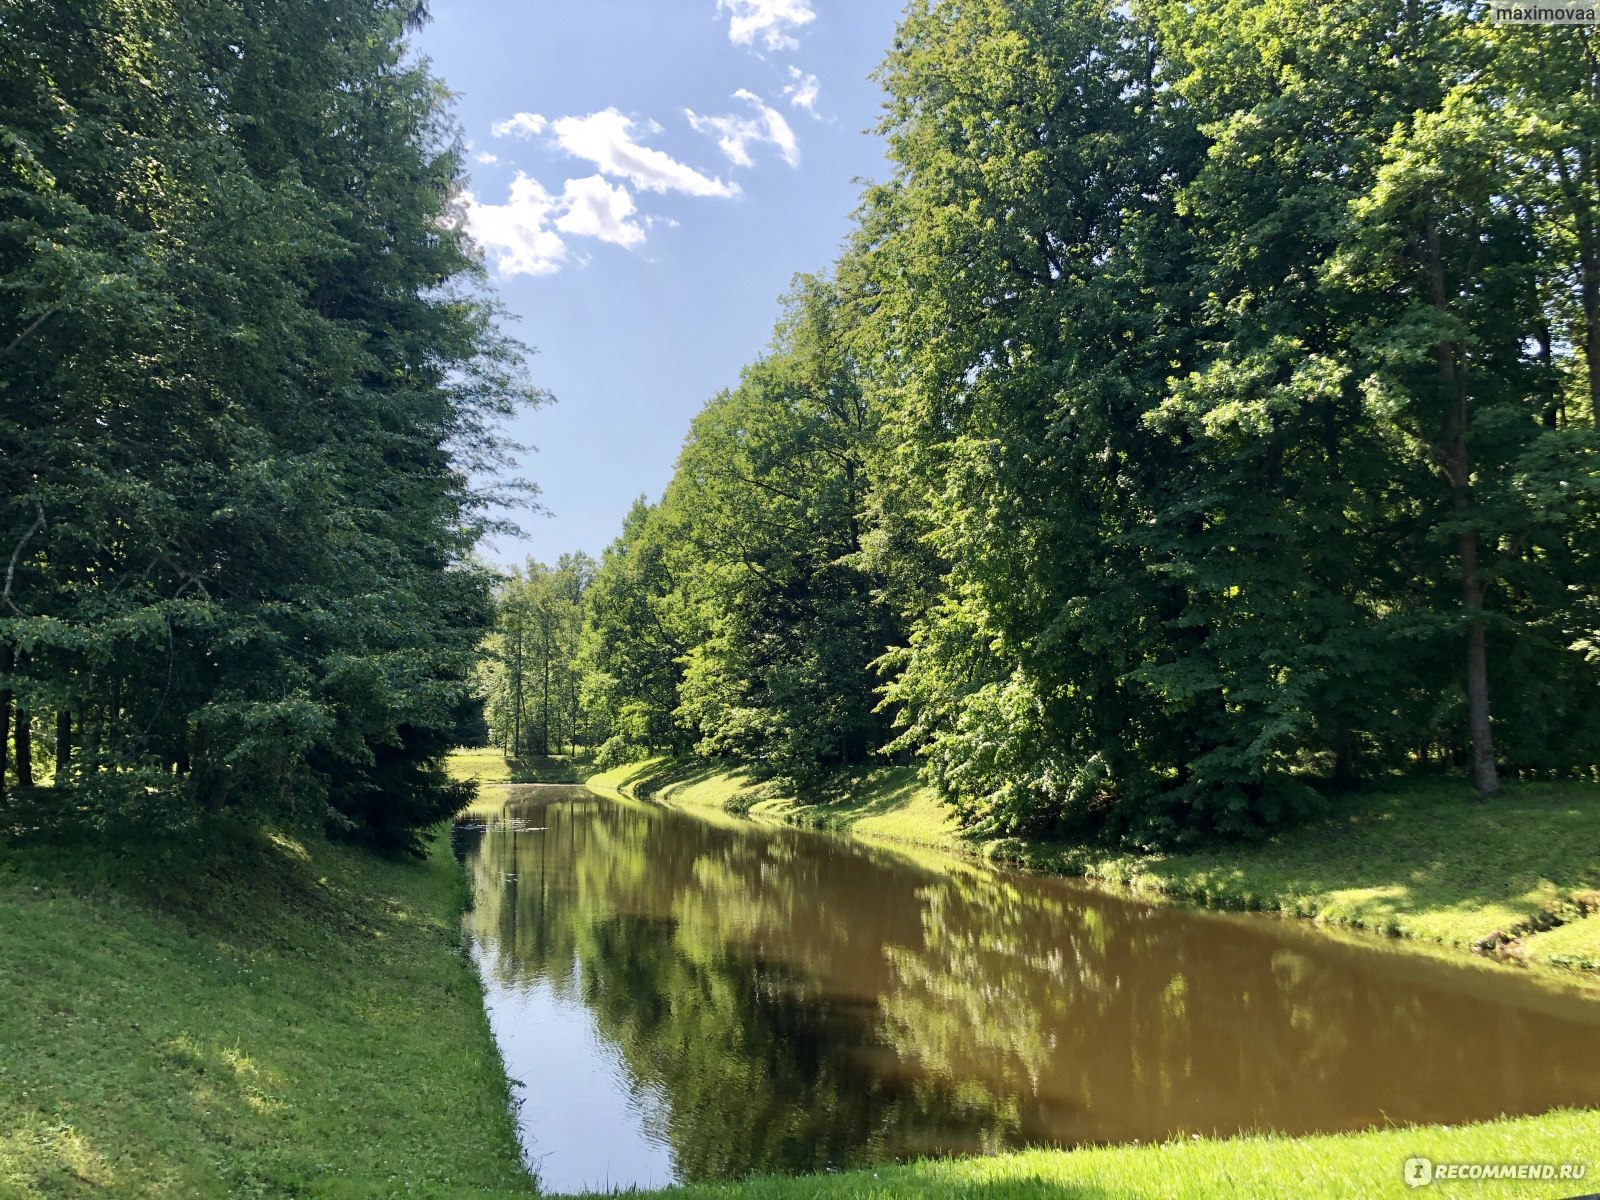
(476, 555), (595, 758)
(525, 0), (1600, 845)
(1, 0), (534, 850)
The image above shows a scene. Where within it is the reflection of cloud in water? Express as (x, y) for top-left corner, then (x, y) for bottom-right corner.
(471, 945), (676, 1194)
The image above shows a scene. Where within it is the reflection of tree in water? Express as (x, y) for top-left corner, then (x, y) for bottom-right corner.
(571, 913), (1024, 1178)
(878, 858), (1600, 1143)
(459, 798), (1035, 1178)
(455, 794), (1600, 1182)
(878, 874), (1104, 1118)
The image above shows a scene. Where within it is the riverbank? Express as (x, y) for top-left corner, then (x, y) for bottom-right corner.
(584, 759), (1600, 976)
(0, 818), (533, 1199)
(626, 1109), (1599, 1200)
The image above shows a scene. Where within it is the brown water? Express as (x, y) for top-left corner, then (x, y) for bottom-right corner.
(453, 785), (1600, 1195)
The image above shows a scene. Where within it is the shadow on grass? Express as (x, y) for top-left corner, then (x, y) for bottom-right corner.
(1053, 778), (1600, 946)
(799, 764), (923, 811)
(1, 790), (377, 951)
(501, 755), (588, 784)
(627, 757), (747, 803)
(451, 751), (592, 785)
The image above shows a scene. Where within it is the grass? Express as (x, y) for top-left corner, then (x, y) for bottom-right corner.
(448, 748), (594, 815)
(0, 814), (534, 1199)
(584, 760), (1600, 977)
(623, 1110), (1600, 1200)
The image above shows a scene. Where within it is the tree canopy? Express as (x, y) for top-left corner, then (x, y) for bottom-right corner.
(563, 0), (1600, 846)
(1, 0), (536, 850)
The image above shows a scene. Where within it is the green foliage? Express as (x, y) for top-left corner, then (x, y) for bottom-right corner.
(476, 554), (595, 758)
(593, 733), (649, 770)
(0, 0), (534, 848)
(568, 0), (1598, 845)
(859, 0), (1597, 840)
(578, 498), (692, 755)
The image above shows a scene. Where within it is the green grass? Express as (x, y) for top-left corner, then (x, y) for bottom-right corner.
(1520, 915), (1600, 972)
(448, 748), (595, 817)
(624, 1110), (1600, 1200)
(585, 760), (1600, 976)
(0, 817), (534, 1199)
(447, 746), (593, 785)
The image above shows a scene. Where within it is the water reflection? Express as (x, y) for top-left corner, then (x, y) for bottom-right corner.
(455, 786), (1600, 1193)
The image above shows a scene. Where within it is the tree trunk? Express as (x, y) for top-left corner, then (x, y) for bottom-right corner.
(55, 709), (71, 777)
(1577, 145), (1599, 424)
(1332, 726), (1361, 790)
(14, 700), (33, 787)
(1425, 214), (1499, 796)
(0, 644), (12, 801)
(542, 620), (551, 757)
(1458, 524), (1497, 794)
(511, 624), (523, 758)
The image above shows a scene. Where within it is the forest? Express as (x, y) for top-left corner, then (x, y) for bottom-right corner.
(5, 0), (1599, 851)
(1, 0), (533, 851)
(481, 0), (1600, 846)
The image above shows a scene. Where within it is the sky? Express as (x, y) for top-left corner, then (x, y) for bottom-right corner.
(412, 0), (904, 569)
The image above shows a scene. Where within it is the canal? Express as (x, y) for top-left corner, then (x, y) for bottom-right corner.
(453, 785), (1600, 1195)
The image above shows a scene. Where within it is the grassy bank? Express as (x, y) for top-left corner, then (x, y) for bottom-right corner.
(584, 759), (1600, 975)
(0, 817), (534, 1199)
(624, 1109), (1599, 1200)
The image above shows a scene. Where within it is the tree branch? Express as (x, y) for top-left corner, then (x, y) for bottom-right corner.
(2, 499), (46, 615)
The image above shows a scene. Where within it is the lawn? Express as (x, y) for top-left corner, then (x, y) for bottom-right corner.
(0, 816), (533, 1199)
(624, 1110), (1600, 1200)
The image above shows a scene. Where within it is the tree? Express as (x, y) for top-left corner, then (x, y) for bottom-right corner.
(479, 555), (595, 757)
(1, 0), (536, 849)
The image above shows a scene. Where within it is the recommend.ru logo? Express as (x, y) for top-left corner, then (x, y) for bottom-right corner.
(1403, 1156), (1589, 1188)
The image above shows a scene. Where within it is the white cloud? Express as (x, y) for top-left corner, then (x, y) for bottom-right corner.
(718, 0), (815, 50)
(550, 109), (739, 197)
(462, 173), (567, 277)
(474, 150), (500, 165)
(554, 175), (644, 247)
(491, 112), (547, 138)
(462, 172), (646, 277)
(687, 90), (800, 169)
(783, 66), (820, 114)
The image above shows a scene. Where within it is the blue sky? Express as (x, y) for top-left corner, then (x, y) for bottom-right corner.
(413, 0), (903, 568)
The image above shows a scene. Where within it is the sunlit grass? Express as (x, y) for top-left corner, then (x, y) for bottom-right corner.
(1521, 911), (1600, 972)
(624, 1110), (1600, 1200)
(450, 748), (595, 815)
(1044, 781), (1600, 972)
(0, 819), (533, 1199)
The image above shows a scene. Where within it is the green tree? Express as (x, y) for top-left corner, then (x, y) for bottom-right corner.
(1, 0), (535, 849)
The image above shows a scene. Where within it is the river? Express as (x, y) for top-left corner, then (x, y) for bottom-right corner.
(452, 784), (1600, 1195)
